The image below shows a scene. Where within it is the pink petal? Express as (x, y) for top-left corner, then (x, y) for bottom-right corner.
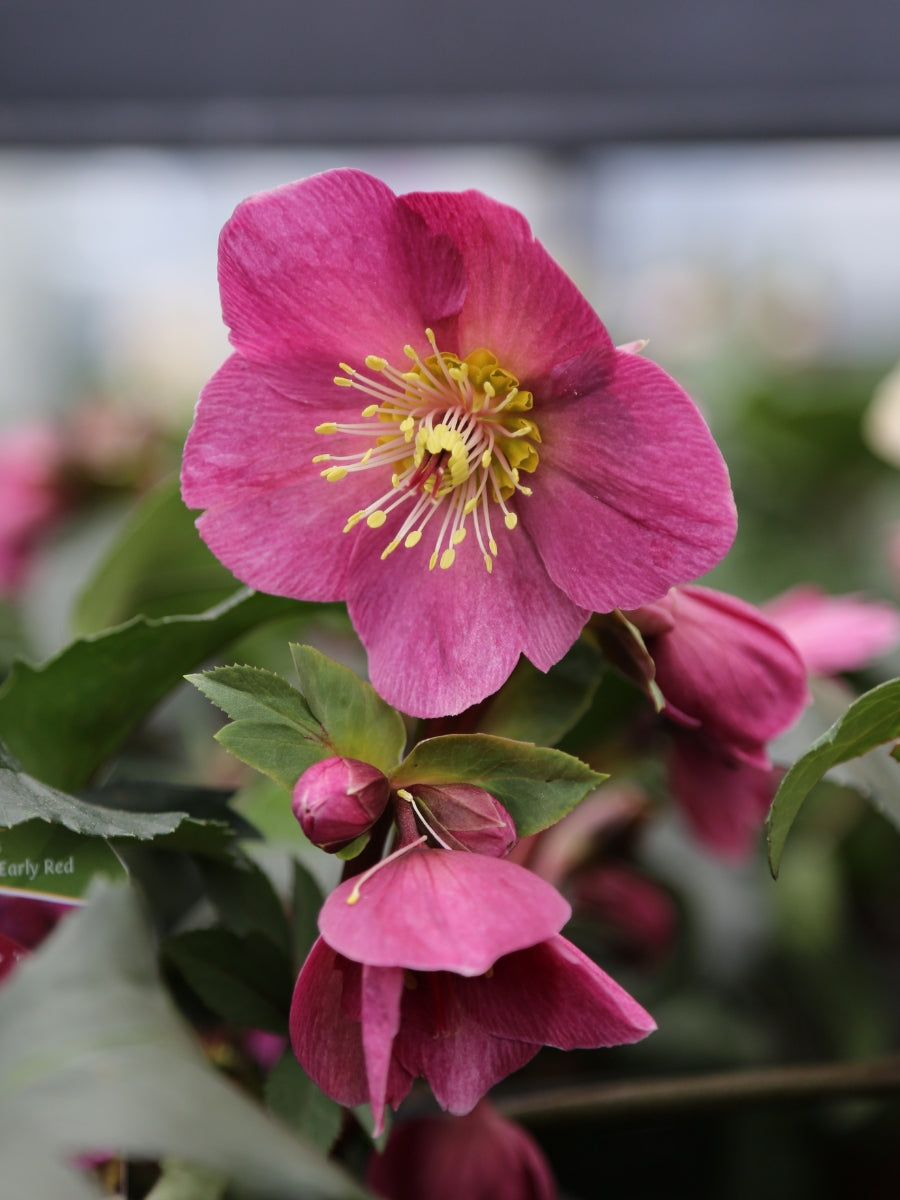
(647, 586), (810, 750)
(458, 935), (657, 1048)
(400, 188), (613, 382)
(763, 585), (900, 676)
(526, 350), (737, 612)
(669, 733), (778, 859)
(361, 964), (404, 1136)
(319, 848), (570, 976)
(346, 511), (588, 716)
(219, 169), (466, 369)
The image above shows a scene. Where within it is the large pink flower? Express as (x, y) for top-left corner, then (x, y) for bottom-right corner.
(181, 169), (736, 716)
(289, 846), (655, 1132)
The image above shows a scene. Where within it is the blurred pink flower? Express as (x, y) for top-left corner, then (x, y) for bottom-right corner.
(367, 1101), (557, 1200)
(0, 424), (68, 595)
(290, 846), (654, 1133)
(627, 585), (809, 857)
(182, 168), (736, 717)
(763, 584), (900, 676)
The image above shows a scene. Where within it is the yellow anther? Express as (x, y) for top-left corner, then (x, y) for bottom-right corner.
(481, 449), (492, 469)
(311, 454), (331, 463)
(323, 466), (348, 481)
(505, 513), (518, 530)
(403, 345), (418, 360)
(463, 497), (478, 515)
(405, 531), (422, 548)
(367, 511), (387, 528)
(365, 355), (387, 371)
(489, 538), (498, 556)
(381, 539), (400, 560)
(315, 421), (338, 434)
(440, 548), (456, 569)
(361, 448), (373, 464)
(343, 512), (363, 532)
(484, 554), (493, 573)
(429, 551), (439, 570)
(452, 528), (467, 546)
(396, 788), (414, 801)
(483, 380), (495, 398)
(338, 362), (355, 374)
(391, 473), (401, 488)
(400, 416), (414, 433)
(361, 403), (379, 417)
(333, 376), (353, 387)
(520, 486), (533, 496)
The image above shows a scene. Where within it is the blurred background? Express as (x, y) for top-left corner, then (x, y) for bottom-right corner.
(3, 3), (900, 1197)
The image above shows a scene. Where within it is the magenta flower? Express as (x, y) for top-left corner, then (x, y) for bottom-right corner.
(291, 756), (391, 852)
(0, 424), (68, 595)
(627, 585), (809, 856)
(763, 584), (900, 676)
(367, 1100), (557, 1200)
(289, 846), (655, 1133)
(181, 169), (736, 716)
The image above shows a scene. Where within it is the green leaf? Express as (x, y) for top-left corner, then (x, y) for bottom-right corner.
(266, 1053), (343, 1153)
(290, 645), (407, 774)
(72, 476), (241, 635)
(292, 860), (324, 970)
(766, 677), (900, 877)
(0, 884), (371, 1199)
(195, 853), (292, 956)
(477, 637), (605, 745)
(190, 648), (407, 790)
(0, 587), (299, 791)
(392, 734), (607, 837)
(0, 820), (126, 899)
(164, 928), (294, 1033)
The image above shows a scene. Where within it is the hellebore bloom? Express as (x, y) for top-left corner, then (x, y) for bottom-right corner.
(763, 584), (900, 677)
(181, 169), (736, 717)
(367, 1100), (557, 1200)
(626, 585), (809, 857)
(397, 781), (518, 857)
(292, 756), (391, 851)
(290, 846), (655, 1133)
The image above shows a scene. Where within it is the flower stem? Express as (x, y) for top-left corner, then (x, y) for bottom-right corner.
(496, 1055), (900, 1123)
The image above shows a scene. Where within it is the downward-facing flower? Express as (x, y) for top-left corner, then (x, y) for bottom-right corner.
(289, 845), (655, 1133)
(625, 585), (810, 856)
(181, 169), (736, 716)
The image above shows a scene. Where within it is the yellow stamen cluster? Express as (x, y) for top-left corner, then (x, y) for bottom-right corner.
(314, 330), (540, 573)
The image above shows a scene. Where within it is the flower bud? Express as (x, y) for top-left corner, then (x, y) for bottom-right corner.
(292, 757), (390, 852)
(407, 783), (517, 858)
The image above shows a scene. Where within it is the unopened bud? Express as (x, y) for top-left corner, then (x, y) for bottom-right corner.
(292, 757), (390, 852)
(410, 783), (517, 858)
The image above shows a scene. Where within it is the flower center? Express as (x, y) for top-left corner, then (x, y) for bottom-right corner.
(313, 329), (540, 572)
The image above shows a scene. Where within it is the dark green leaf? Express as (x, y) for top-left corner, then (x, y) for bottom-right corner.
(767, 677), (900, 876)
(0, 588), (300, 791)
(392, 734), (607, 837)
(164, 928), (294, 1033)
(291, 860), (324, 970)
(477, 637), (606, 745)
(266, 1053), (343, 1153)
(0, 884), (370, 1199)
(290, 645), (407, 774)
(72, 476), (240, 635)
(196, 853), (292, 955)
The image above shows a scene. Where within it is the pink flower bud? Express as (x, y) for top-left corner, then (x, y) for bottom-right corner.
(407, 783), (517, 858)
(292, 757), (390, 852)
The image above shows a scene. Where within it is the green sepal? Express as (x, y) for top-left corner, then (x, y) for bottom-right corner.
(391, 733), (607, 837)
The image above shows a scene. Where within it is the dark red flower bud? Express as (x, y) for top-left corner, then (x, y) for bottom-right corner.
(402, 783), (517, 857)
(292, 757), (390, 852)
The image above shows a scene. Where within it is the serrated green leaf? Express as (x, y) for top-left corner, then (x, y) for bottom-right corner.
(392, 734), (607, 836)
(478, 637), (605, 745)
(164, 928), (293, 1033)
(217, 720), (331, 790)
(0, 884), (370, 1199)
(290, 645), (407, 774)
(767, 677), (900, 877)
(72, 476), (241, 635)
(266, 1053), (343, 1153)
(0, 588), (300, 791)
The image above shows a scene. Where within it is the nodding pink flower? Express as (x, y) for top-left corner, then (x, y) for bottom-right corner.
(291, 756), (391, 852)
(289, 846), (655, 1134)
(181, 169), (736, 717)
(762, 584), (900, 676)
(367, 1100), (557, 1200)
(0, 424), (68, 595)
(627, 585), (809, 857)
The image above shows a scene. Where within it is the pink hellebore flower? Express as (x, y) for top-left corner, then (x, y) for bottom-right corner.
(627, 585), (809, 857)
(762, 584), (900, 677)
(289, 846), (655, 1134)
(182, 169), (736, 717)
(367, 1100), (557, 1200)
(291, 756), (391, 852)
